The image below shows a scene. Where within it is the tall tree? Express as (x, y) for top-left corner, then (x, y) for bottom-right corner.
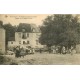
(39, 14), (80, 48)
(3, 23), (16, 46)
(0, 21), (3, 27)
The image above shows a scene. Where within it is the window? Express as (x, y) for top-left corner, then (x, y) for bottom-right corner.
(19, 41), (21, 44)
(23, 41), (26, 44)
(32, 28), (35, 32)
(11, 42), (13, 44)
(22, 29), (26, 32)
(27, 41), (29, 44)
(22, 33), (26, 39)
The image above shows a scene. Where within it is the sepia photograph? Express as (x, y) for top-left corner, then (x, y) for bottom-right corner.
(0, 14), (80, 65)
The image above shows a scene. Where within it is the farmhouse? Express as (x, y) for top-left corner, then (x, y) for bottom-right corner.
(8, 24), (43, 49)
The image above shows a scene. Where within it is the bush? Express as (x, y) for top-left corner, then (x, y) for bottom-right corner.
(0, 56), (18, 65)
(0, 56), (10, 64)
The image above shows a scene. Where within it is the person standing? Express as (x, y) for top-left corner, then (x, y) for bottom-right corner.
(15, 46), (20, 58)
(62, 46), (66, 54)
(20, 48), (25, 58)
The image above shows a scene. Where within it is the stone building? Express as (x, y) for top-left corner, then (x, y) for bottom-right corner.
(8, 24), (43, 49)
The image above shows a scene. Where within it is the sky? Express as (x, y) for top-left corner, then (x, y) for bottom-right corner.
(0, 14), (80, 27)
(0, 14), (50, 27)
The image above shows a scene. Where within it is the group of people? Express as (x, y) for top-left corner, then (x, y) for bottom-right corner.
(14, 46), (34, 58)
(14, 45), (76, 58)
(52, 46), (76, 54)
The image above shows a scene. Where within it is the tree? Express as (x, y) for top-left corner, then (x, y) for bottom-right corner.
(39, 14), (80, 49)
(3, 23), (16, 46)
(0, 21), (3, 27)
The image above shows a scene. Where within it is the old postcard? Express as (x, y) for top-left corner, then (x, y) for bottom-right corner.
(0, 14), (80, 65)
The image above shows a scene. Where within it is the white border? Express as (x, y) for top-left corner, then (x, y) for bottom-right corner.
(0, 65), (80, 80)
(0, 0), (80, 80)
(0, 0), (80, 14)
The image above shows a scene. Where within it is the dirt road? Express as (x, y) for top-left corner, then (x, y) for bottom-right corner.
(5, 53), (80, 65)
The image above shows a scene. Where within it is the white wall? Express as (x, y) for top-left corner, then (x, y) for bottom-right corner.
(14, 32), (43, 48)
(0, 28), (5, 53)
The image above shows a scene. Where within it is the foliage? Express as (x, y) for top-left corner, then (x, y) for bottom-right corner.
(0, 56), (18, 65)
(0, 56), (11, 64)
(0, 21), (3, 27)
(39, 14), (80, 48)
(0, 22), (16, 46)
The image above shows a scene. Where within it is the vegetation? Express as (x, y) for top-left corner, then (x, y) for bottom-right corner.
(1, 14), (80, 51)
(0, 55), (18, 65)
(39, 14), (80, 49)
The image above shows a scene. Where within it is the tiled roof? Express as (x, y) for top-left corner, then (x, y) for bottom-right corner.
(16, 23), (41, 33)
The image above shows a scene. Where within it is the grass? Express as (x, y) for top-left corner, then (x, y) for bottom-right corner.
(1, 53), (80, 65)
(15, 53), (80, 65)
(0, 55), (18, 65)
